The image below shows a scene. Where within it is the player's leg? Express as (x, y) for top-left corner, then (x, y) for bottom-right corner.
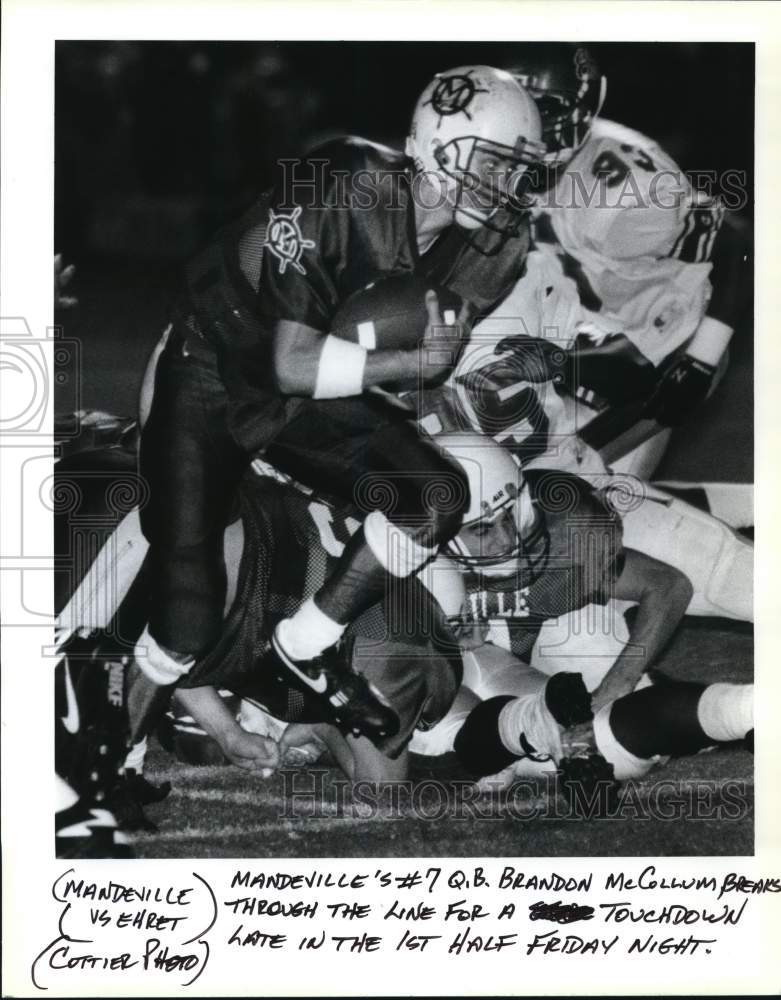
(450, 672), (752, 786)
(269, 397), (469, 637)
(620, 486), (753, 621)
(450, 639), (593, 781)
(594, 679), (754, 779)
(133, 326), (249, 745)
(410, 642), (546, 769)
(139, 327), (248, 661)
(262, 398), (469, 738)
(610, 428), (673, 479)
(651, 481), (753, 531)
(452, 669), (592, 779)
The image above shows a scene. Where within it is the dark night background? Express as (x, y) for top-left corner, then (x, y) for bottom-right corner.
(54, 41), (754, 480)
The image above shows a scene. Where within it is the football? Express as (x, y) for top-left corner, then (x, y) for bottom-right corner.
(330, 273), (463, 352)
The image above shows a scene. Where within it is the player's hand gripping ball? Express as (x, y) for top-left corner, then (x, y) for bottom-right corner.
(331, 272), (473, 388)
(330, 272), (464, 351)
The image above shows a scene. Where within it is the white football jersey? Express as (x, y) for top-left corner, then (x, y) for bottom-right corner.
(417, 123), (725, 473)
(446, 248), (606, 474)
(537, 119), (720, 364)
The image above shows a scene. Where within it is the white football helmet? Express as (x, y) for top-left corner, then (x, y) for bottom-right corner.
(407, 65), (546, 234)
(435, 432), (536, 577)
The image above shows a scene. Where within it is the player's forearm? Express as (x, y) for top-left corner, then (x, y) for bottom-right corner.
(598, 591), (685, 698)
(174, 685), (242, 748)
(273, 318), (418, 396)
(593, 552), (693, 707)
(362, 348), (420, 390)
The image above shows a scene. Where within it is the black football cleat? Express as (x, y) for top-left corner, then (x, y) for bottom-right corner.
(269, 634), (399, 742)
(107, 769), (172, 832)
(56, 797), (134, 859)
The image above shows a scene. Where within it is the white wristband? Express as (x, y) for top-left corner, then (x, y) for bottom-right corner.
(313, 335), (368, 399)
(686, 315), (733, 367)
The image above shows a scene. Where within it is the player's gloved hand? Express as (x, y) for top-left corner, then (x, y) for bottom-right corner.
(413, 291), (472, 385)
(493, 334), (572, 387)
(645, 353), (718, 426)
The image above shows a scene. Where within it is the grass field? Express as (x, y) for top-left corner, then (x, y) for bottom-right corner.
(60, 263), (755, 859)
(135, 619), (754, 859)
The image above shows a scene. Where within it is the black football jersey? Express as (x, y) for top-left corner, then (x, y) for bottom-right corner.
(173, 136), (530, 449)
(180, 475), (461, 751)
(459, 470), (624, 662)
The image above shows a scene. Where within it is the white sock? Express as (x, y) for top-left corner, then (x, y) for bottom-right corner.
(276, 598), (345, 661)
(697, 683), (753, 742)
(498, 692), (563, 762)
(124, 736), (148, 773)
(364, 510), (435, 577)
(135, 626), (194, 685)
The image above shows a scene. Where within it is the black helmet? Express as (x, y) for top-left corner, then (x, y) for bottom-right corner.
(510, 45), (606, 166)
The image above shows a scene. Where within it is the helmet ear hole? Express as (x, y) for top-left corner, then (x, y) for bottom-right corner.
(433, 141), (450, 168)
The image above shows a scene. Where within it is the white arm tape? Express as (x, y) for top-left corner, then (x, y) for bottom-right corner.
(313, 335), (367, 399)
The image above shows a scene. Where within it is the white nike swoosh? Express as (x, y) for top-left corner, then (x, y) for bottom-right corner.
(59, 808), (117, 837)
(62, 660), (80, 734)
(274, 641), (328, 694)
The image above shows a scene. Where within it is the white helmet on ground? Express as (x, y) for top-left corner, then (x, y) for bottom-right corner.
(435, 432), (532, 577)
(407, 65), (546, 234)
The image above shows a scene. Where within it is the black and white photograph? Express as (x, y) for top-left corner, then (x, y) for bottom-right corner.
(46, 38), (757, 862)
(5, 2), (781, 994)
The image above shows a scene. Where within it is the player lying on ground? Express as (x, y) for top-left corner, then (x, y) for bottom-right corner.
(289, 266), (752, 621)
(414, 45), (750, 479)
(167, 432), (753, 791)
(54, 420), (752, 846)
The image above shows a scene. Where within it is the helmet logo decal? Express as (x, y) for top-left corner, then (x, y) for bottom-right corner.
(426, 71), (488, 126)
(265, 205), (315, 275)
